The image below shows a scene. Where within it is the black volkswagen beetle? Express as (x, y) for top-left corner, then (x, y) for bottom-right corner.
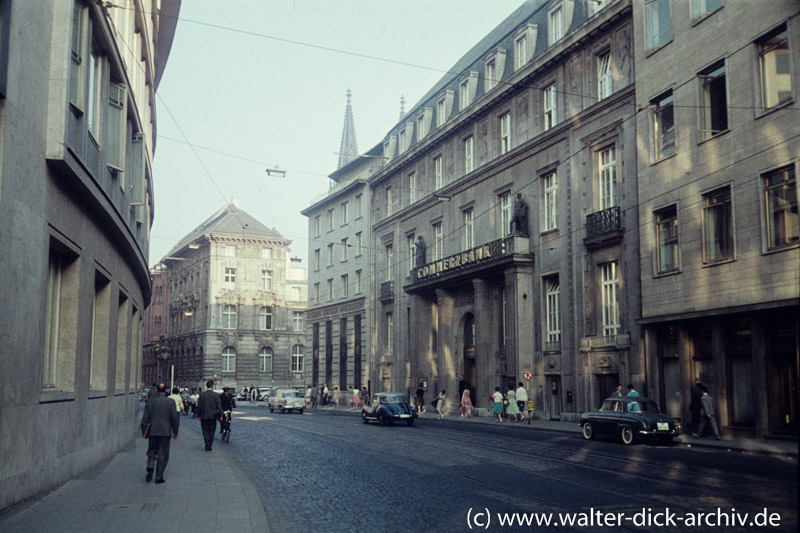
(580, 397), (681, 445)
(362, 392), (417, 426)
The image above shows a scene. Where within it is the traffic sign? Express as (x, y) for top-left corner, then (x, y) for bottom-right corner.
(522, 369), (533, 381)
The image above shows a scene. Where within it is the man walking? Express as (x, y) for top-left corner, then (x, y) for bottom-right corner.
(515, 382), (528, 421)
(197, 380), (222, 451)
(693, 385), (721, 440)
(140, 383), (179, 484)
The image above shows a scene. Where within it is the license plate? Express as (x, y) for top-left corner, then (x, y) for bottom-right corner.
(657, 422), (669, 431)
(400, 414), (410, 418)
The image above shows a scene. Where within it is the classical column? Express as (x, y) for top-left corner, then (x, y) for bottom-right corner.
(434, 289), (454, 396)
(504, 264), (534, 387)
(473, 279), (493, 408)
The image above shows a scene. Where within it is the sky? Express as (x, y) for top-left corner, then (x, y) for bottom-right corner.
(149, 0), (527, 268)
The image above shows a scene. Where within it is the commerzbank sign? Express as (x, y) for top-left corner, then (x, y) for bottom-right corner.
(415, 240), (506, 282)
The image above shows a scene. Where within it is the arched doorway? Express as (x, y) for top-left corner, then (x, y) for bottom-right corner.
(463, 313), (477, 406)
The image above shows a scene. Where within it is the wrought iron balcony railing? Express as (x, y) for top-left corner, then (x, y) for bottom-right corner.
(586, 206), (622, 239)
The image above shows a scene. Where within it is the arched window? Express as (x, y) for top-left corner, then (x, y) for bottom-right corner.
(291, 345), (304, 372)
(222, 346), (236, 372)
(259, 347), (273, 372)
(259, 306), (273, 330)
(222, 305), (237, 329)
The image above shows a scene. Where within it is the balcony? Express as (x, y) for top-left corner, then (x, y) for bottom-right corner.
(581, 333), (630, 350)
(380, 280), (394, 302)
(584, 206), (623, 250)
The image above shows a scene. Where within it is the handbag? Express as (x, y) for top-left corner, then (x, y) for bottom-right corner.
(430, 398), (437, 407)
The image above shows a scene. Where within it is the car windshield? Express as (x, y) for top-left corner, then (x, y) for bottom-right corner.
(627, 401), (660, 413)
(379, 394), (408, 404)
(282, 391), (301, 398)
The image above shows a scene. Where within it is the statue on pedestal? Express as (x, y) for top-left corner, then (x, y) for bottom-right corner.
(509, 193), (529, 237)
(415, 235), (427, 268)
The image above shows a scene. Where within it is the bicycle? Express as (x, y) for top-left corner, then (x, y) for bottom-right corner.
(220, 410), (232, 442)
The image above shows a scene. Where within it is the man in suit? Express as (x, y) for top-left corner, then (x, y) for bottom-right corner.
(693, 385), (721, 440)
(197, 379), (223, 451)
(140, 383), (179, 483)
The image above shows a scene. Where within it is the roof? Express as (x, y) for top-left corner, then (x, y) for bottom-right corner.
(162, 201), (288, 260)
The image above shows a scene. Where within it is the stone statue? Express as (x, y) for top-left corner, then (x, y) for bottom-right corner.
(509, 193), (529, 237)
(415, 235), (427, 268)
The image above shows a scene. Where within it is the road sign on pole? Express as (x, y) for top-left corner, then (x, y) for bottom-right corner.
(522, 369), (533, 381)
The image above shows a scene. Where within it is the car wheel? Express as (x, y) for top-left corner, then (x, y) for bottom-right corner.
(582, 422), (594, 440)
(299, 409), (304, 415)
(620, 426), (635, 445)
(378, 415), (387, 426)
(362, 413), (369, 424)
(406, 419), (414, 427)
(280, 406), (284, 414)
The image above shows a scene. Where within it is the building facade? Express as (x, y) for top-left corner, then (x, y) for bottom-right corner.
(0, 0), (180, 510)
(159, 201), (307, 392)
(633, 0), (799, 438)
(142, 266), (168, 387)
(368, 0), (641, 420)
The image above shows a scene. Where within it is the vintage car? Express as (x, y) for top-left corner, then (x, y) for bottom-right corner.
(268, 388), (305, 414)
(580, 397), (681, 445)
(362, 392), (417, 426)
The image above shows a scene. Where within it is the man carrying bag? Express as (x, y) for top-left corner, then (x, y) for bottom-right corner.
(140, 383), (179, 483)
(197, 380), (222, 451)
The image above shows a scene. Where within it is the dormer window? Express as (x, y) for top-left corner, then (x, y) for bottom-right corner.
(548, 6), (563, 45)
(436, 89), (454, 128)
(513, 23), (538, 72)
(399, 127), (408, 153)
(459, 71), (478, 112)
(416, 107), (432, 141)
(483, 48), (507, 93)
(417, 114), (425, 141)
(486, 59), (497, 90)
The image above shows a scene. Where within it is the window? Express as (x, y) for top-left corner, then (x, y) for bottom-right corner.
(327, 209), (334, 231)
(341, 202), (349, 225)
(460, 79), (470, 110)
(44, 255), (64, 389)
(652, 90), (675, 159)
(291, 345), (304, 372)
(259, 306), (273, 330)
(548, 7), (563, 46)
(432, 222), (443, 261)
(543, 172), (558, 231)
(222, 347), (236, 372)
(691, 0), (722, 19)
(597, 51), (612, 100)
(68, 2), (88, 109)
(500, 192), (512, 237)
(259, 347), (273, 372)
(341, 274), (349, 297)
(225, 245), (236, 257)
(599, 147), (617, 210)
(515, 34), (528, 70)
(385, 244), (393, 282)
(292, 287), (301, 300)
(758, 25), (792, 111)
(407, 234), (416, 267)
(702, 187), (733, 263)
(341, 238), (348, 261)
(463, 209), (474, 249)
(464, 136), (474, 174)
(434, 156), (443, 189)
(222, 305), (237, 329)
(545, 275), (561, 344)
(356, 270), (362, 293)
(293, 311), (304, 331)
(645, 0), (672, 50)
(399, 127), (408, 153)
(486, 58), (497, 91)
(355, 194), (362, 218)
(589, 0), (610, 16)
(314, 283), (320, 303)
(355, 232), (363, 255)
(500, 113), (511, 155)
(314, 249), (320, 270)
(224, 267), (236, 287)
(327, 243), (334, 266)
(262, 270), (273, 290)
(417, 114), (425, 141)
(314, 216), (321, 236)
(764, 166), (798, 250)
(387, 313), (394, 356)
(327, 279), (333, 300)
(262, 247), (273, 259)
(106, 82), (127, 171)
(543, 84), (557, 131)
(87, 47), (102, 140)
(409, 172), (417, 204)
(600, 262), (620, 337)
(437, 97), (447, 127)
(656, 206), (679, 273)
(698, 61), (728, 140)
(386, 187), (393, 216)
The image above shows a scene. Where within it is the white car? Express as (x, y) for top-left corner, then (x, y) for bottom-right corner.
(268, 389), (305, 414)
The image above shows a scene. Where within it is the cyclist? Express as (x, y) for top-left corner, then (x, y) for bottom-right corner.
(219, 387), (237, 438)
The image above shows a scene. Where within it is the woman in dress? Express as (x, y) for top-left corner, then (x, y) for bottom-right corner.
(460, 389), (473, 418)
(505, 388), (520, 422)
(436, 390), (447, 420)
(492, 386), (504, 422)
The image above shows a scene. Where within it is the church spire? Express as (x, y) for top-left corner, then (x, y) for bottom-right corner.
(399, 94), (406, 121)
(337, 88), (359, 169)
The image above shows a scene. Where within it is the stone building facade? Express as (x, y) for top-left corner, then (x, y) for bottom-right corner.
(142, 266), (169, 387)
(368, 0), (641, 420)
(633, 0), (799, 438)
(0, 0), (180, 510)
(159, 201), (307, 392)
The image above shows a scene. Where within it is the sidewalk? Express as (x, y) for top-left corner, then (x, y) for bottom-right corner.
(0, 417), (270, 533)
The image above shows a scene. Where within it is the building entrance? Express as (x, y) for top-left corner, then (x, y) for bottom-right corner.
(549, 376), (561, 420)
(463, 313), (477, 407)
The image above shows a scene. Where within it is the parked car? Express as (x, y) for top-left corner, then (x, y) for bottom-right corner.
(236, 389), (249, 401)
(362, 392), (417, 426)
(580, 397), (681, 445)
(257, 387), (271, 401)
(268, 389), (305, 413)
